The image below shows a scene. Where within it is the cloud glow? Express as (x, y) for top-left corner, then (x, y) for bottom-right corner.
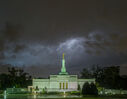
(0, 37), (86, 66)
(57, 37), (85, 53)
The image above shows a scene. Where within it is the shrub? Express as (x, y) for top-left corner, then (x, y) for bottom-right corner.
(82, 82), (98, 96)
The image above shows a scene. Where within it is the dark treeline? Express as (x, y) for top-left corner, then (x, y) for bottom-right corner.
(0, 67), (32, 90)
(80, 65), (127, 90)
(0, 65), (127, 91)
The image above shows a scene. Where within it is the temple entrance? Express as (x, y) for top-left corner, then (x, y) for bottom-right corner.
(59, 82), (68, 89)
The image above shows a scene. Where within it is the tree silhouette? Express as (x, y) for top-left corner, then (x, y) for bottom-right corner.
(0, 67), (32, 89)
(82, 82), (98, 96)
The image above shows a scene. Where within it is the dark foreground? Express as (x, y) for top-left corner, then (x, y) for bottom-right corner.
(0, 94), (127, 99)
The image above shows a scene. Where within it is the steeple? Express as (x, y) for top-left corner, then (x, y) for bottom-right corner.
(63, 53), (64, 60)
(59, 53), (68, 75)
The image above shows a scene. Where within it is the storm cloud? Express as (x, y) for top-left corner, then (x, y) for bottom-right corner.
(0, 0), (127, 77)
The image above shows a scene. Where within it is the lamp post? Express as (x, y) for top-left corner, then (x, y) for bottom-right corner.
(63, 91), (66, 98)
(4, 90), (6, 99)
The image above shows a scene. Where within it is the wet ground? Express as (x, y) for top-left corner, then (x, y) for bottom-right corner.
(0, 94), (126, 99)
(1, 94), (79, 99)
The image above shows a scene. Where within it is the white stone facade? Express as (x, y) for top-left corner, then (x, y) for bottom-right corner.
(32, 54), (95, 92)
(33, 75), (95, 92)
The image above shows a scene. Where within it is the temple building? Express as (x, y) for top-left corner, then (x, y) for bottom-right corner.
(32, 54), (95, 92)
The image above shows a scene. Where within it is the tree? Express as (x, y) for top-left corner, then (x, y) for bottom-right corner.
(90, 83), (98, 95)
(95, 66), (120, 89)
(82, 82), (91, 95)
(81, 68), (93, 78)
(81, 65), (127, 90)
(8, 67), (18, 87)
(91, 65), (105, 87)
(82, 82), (98, 96)
(0, 74), (11, 90)
(0, 67), (32, 89)
(91, 65), (121, 89)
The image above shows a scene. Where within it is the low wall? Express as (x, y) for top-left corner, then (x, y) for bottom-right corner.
(6, 88), (28, 94)
(99, 89), (127, 95)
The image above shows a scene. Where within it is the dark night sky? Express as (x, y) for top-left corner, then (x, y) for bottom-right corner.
(0, 0), (127, 77)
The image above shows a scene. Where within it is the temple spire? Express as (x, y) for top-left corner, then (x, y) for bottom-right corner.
(63, 53), (64, 59)
(59, 53), (68, 75)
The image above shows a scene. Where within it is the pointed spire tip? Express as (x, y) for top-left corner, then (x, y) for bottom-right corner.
(63, 53), (65, 59)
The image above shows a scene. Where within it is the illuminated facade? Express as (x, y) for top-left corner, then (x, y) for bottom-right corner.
(32, 54), (95, 92)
